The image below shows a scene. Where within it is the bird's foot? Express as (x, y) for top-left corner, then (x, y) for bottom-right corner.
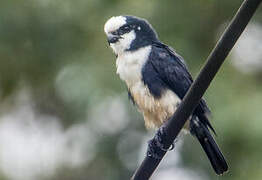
(147, 127), (175, 159)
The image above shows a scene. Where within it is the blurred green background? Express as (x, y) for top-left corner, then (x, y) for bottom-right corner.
(0, 0), (262, 180)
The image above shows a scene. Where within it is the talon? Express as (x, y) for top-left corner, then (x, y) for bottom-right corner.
(147, 138), (165, 159)
(146, 126), (176, 159)
(169, 143), (175, 151)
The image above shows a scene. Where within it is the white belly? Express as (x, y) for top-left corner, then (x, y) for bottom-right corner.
(129, 82), (181, 129)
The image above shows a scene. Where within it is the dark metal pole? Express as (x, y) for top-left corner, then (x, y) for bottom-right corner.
(132, 0), (262, 179)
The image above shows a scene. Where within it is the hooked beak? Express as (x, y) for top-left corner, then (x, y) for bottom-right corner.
(107, 34), (121, 44)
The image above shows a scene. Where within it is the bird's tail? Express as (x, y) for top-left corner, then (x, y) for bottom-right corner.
(190, 117), (228, 175)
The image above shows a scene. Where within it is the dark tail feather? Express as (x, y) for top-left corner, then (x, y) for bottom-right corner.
(190, 118), (228, 175)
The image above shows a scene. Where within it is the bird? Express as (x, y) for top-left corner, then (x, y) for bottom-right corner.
(104, 15), (228, 175)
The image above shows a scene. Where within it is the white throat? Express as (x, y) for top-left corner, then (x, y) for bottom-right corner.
(116, 46), (152, 87)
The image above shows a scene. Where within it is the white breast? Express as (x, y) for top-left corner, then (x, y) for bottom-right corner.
(116, 46), (151, 86)
(116, 45), (184, 129)
(130, 83), (181, 129)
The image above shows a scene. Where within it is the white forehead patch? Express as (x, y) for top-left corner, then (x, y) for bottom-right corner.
(104, 16), (127, 34)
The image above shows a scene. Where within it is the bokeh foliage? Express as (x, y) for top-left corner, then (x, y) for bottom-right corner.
(0, 0), (262, 179)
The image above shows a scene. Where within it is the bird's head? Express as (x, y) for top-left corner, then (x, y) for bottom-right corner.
(104, 15), (158, 55)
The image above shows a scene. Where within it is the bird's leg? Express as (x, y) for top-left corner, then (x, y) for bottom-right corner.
(147, 126), (175, 159)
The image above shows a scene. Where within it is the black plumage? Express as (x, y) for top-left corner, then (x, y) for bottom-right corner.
(105, 15), (228, 175)
(145, 41), (213, 131)
(142, 41), (228, 175)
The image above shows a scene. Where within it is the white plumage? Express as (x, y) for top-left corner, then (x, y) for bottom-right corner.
(116, 45), (182, 129)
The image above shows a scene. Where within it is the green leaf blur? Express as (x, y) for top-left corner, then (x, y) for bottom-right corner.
(0, 0), (262, 180)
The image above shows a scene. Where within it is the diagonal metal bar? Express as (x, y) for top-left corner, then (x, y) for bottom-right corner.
(131, 0), (262, 179)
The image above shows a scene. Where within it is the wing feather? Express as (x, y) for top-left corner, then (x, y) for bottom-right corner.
(149, 42), (215, 133)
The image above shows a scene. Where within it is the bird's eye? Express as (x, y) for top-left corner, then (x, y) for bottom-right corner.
(123, 26), (130, 30)
(111, 31), (118, 35)
(118, 25), (132, 35)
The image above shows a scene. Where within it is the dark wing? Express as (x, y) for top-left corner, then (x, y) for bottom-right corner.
(149, 42), (215, 133)
(150, 42), (193, 99)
